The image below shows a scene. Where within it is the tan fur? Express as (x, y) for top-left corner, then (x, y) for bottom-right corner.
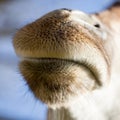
(13, 3), (120, 120)
(13, 8), (113, 108)
(96, 3), (120, 74)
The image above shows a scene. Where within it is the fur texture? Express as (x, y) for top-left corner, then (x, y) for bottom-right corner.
(13, 3), (120, 120)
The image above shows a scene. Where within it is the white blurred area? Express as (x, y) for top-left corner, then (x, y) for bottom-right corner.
(0, 0), (117, 120)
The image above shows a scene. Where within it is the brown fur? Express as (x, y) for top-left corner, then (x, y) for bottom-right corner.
(19, 59), (97, 106)
(13, 8), (112, 107)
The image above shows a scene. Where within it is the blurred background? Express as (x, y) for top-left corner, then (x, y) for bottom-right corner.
(0, 0), (118, 120)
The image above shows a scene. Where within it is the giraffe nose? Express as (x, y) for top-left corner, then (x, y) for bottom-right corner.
(61, 8), (72, 12)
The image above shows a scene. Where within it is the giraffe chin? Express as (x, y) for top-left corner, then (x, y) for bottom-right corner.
(19, 58), (100, 107)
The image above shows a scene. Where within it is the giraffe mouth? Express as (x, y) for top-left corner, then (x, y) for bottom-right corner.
(20, 57), (102, 106)
(23, 57), (102, 87)
(13, 9), (110, 107)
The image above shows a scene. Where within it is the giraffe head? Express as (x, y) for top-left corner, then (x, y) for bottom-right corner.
(13, 8), (111, 108)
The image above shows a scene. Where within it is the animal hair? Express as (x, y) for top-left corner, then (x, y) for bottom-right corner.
(13, 3), (120, 120)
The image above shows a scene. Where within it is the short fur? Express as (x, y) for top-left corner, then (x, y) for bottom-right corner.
(13, 4), (120, 120)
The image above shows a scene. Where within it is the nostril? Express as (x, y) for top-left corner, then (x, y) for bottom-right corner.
(61, 8), (72, 12)
(94, 24), (100, 28)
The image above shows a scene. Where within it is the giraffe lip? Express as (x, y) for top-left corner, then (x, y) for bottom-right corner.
(23, 57), (101, 87)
